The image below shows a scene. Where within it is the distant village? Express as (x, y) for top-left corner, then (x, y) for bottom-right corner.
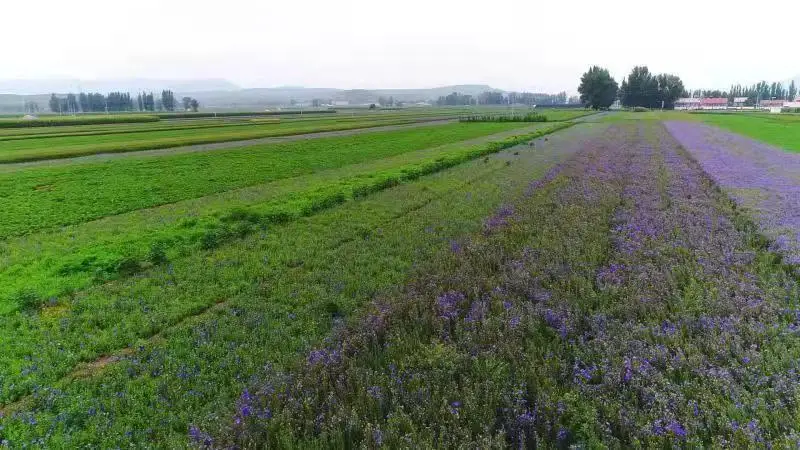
(674, 96), (800, 112)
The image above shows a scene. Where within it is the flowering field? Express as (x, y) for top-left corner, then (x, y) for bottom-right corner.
(666, 121), (800, 265)
(2, 114), (800, 447)
(215, 122), (800, 447)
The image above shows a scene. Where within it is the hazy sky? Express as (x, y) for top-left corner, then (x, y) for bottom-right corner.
(3, 0), (799, 93)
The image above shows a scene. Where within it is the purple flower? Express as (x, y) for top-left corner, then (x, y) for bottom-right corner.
(367, 385), (383, 400)
(509, 316), (521, 329)
(373, 428), (384, 446)
(517, 410), (535, 425)
(465, 301), (487, 323)
(449, 401), (462, 415)
(666, 421), (687, 439)
(436, 291), (464, 320)
(622, 359), (633, 383)
(188, 425), (213, 447)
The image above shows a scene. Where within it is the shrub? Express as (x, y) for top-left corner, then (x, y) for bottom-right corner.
(632, 107), (650, 112)
(459, 113), (548, 123)
(12, 289), (42, 311)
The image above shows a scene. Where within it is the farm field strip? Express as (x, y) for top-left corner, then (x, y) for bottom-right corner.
(0, 122), (569, 313)
(0, 119), (458, 171)
(0, 122), (536, 238)
(0, 112), (457, 140)
(665, 120), (800, 265)
(0, 116), (458, 164)
(690, 113), (800, 153)
(0, 124), (600, 447)
(0, 119), (265, 141)
(215, 122), (800, 448)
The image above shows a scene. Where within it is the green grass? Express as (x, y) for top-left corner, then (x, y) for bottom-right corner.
(0, 116), (452, 163)
(0, 122), (592, 447)
(0, 123), (567, 313)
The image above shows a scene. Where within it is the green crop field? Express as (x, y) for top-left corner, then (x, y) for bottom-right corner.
(0, 114), (160, 128)
(0, 116), (451, 163)
(0, 108), (582, 447)
(17, 107), (800, 447)
(0, 122), (569, 313)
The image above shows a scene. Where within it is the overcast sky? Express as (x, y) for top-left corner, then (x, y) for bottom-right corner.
(2, 0), (798, 93)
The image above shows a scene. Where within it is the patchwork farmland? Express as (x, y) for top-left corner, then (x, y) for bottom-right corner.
(1, 107), (800, 448)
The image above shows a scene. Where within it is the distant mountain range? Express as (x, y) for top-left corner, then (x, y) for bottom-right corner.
(0, 78), (240, 95)
(0, 79), (504, 112)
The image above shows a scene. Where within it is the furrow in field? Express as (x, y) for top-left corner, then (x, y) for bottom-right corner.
(0, 124), (603, 447)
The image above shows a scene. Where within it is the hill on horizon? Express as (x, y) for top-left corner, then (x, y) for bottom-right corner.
(0, 81), (509, 112)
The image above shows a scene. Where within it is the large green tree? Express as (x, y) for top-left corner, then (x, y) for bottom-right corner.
(620, 66), (659, 108)
(655, 73), (686, 109)
(577, 66), (619, 109)
(620, 66), (686, 109)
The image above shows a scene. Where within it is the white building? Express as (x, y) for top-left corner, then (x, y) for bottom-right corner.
(675, 98), (701, 110)
(732, 97), (749, 109)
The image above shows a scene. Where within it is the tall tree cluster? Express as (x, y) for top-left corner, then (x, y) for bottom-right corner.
(181, 96), (200, 112)
(577, 66), (618, 109)
(46, 91), (176, 113)
(619, 66), (687, 109)
(721, 81), (796, 105)
(435, 92), (476, 106)
(478, 91), (569, 106)
(161, 90), (176, 112)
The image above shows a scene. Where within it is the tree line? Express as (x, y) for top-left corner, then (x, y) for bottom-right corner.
(46, 90), (199, 113)
(578, 65), (798, 110)
(435, 90), (572, 107)
(694, 80), (796, 105)
(579, 65), (687, 110)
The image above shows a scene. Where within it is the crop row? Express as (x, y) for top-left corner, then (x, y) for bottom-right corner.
(155, 110), (337, 119)
(0, 114), (160, 128)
